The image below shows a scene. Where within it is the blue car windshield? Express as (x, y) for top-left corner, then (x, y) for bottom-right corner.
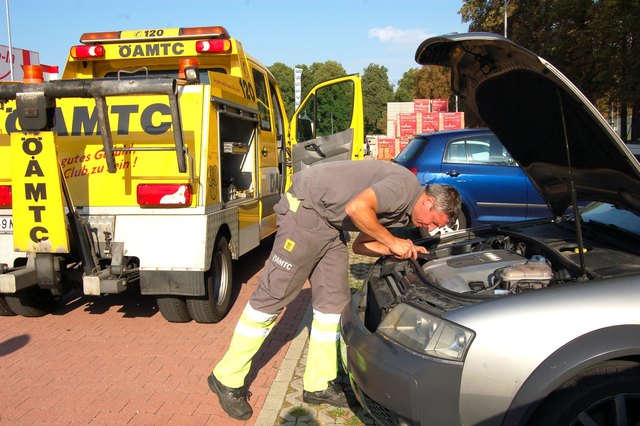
(581, 203), (640, 236)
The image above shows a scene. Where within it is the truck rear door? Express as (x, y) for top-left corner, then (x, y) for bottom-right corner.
(289, 75), (363, 174)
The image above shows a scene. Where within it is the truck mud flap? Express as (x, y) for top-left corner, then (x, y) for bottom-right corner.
(139, 270), (205, 297)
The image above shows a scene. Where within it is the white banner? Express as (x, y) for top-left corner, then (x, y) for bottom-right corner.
(294, 67), (302, 110)
(0, 44), (40, 81)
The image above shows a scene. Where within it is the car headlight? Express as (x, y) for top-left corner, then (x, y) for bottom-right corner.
(378, 303), (474, 361)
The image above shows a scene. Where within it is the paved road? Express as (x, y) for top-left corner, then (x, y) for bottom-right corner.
(0, 240), (312, 425)
(0, 235), (377, 425)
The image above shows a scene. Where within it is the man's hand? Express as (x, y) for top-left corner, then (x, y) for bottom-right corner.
(352, 232), (428, 259)
(347, 189), (429, 260)
(388, 237), (428, 259)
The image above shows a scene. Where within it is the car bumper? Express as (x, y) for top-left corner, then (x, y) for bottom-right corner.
(340, 289), (465, 425)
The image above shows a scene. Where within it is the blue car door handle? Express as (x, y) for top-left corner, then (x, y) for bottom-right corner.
(446, 170), (461, 177)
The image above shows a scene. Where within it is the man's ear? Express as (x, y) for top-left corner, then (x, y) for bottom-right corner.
(423, 194), (434, 208)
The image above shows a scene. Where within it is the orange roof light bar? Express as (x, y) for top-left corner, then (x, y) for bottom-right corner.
(181, 26), (230, 38)
(79, 27), (230, 44)
(80, 31), (121, 43)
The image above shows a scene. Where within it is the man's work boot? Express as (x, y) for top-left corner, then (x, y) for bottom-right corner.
(207, 373), (253, 420)
(302, 380), (349, 407)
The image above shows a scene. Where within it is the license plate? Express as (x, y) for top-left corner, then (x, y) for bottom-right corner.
(0, 216), (13, 232)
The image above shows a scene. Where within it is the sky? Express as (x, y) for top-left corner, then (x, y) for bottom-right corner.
(1, 0), (468, 86)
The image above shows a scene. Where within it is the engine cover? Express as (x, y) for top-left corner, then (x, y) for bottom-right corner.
(422, 249), (527, 293)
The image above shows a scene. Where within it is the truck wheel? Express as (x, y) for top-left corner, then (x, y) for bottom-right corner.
(529, 360), (640, 425)
(187, 236), (233, 323)
(156, 296), (192, 323)
(0, 295), (17, 316)
(4, 287), (59, 317)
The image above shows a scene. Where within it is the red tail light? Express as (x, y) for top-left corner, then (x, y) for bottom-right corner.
(137, 184), (192, 208)
(70, 44), (105, 59)
(408, 167), (419, 175)
(0, 185), (11, 208)
(196, 39), (231, 53)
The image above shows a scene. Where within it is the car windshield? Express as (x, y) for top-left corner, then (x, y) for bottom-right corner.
(581, 202), (640, 237)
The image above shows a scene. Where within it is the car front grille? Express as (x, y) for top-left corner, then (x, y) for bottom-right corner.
(361, 391), (396, 426)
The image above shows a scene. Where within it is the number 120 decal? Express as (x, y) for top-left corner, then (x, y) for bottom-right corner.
(239, 79), (256, 102)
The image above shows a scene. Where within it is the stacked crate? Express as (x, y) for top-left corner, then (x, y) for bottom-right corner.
(377, 99), (465, 160)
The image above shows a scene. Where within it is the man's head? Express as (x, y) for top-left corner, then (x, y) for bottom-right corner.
(411, 184), (461, 232)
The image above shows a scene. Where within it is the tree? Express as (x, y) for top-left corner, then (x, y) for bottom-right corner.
(362, 63), (394, 135)
(305, 61), (347, 92)
(268, 62), (295, 118)
(394, 68), (418, 101)
(460, 0), (640, 141)
(414, 65), (451, 100)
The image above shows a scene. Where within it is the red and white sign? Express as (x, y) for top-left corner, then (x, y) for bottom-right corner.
(431, 98), (449, 113)
(414, 99), (430, 114)
(421, 112), (442, 133)
(0, 44), (40, 81)
(397, 113), (417, 137)
(442, 112), (465, 130)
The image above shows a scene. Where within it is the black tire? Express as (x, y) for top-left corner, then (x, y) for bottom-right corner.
(187, 236), (233, 323)
(4, 286), (59, 317)
(529, 361), (640, 426)
(0, 295), (17, 316)
(156, 296), (192, 323)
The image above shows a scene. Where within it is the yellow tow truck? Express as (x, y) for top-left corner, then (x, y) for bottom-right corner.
(0, 26), (363, 322)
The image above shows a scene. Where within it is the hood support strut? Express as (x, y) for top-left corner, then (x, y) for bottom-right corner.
(558, 89), (588, 280)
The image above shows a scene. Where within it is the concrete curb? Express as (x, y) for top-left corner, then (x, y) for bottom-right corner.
(255, 304), (313, 425)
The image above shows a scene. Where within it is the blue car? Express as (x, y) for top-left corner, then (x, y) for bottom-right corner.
(394, 128), (551, 228)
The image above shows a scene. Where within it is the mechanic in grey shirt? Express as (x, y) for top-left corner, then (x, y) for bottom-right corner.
(208, 160), (461, 420)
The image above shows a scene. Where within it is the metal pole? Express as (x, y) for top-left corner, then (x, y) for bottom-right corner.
(504, 0), (508, 38)
(5, 0), (13, 81)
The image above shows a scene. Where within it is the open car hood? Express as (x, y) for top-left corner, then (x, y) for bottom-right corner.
(416, 32), (640, 217)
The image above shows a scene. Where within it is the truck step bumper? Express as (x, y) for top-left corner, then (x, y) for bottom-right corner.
(83, 270), (127, 296)
(0, 267), (38, 293)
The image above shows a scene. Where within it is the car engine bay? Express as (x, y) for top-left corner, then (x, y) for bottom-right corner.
(360, 219), (640, 331)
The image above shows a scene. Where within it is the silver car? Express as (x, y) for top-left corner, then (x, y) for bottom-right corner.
(339, 33), (640, 426)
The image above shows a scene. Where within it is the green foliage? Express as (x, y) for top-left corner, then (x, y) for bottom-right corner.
(460, 0), (640, 140)
(268, 62), (295, 118)
(268, 59), (452, 137)
(316, 80), (355, 137)
(415, 66), (451, 100)
(362, 63), (394, 134)
(395, 68), (418, 101)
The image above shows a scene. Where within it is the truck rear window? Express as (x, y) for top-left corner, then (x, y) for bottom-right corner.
(105, 68), (226, 83)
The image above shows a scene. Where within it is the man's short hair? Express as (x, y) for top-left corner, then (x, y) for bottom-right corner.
(424, 184), (461, 226)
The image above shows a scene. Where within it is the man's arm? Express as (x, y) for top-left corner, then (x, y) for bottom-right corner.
(345, 188), (426, 259)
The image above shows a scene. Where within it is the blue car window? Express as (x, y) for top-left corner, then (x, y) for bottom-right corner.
(445, 134), (515, 166)
(445, 140), (468, 163)
(396, 137), (428, 162)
